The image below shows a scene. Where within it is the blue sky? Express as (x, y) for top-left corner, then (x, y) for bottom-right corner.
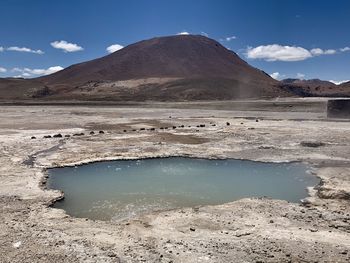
(0, 0), (349, 83)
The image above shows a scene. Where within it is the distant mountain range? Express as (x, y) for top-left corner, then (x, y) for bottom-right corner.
(0, 35), (348, 101)
(279, 78), (350, 97)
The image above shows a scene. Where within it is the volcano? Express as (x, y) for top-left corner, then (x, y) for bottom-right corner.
(0, 35), (288, 101)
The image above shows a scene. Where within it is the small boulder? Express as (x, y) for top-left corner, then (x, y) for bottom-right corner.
(53, 134), (62, 138)
(300, 141), (325, 148)
(226, 122), (230, 126)
(31, 136), (36, 139)
(99, 130), (104, 134)
(90, 131), (95, 135)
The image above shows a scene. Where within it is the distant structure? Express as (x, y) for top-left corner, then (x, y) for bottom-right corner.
(327, 99), (350, 118)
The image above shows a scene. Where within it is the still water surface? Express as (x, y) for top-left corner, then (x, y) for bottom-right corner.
(47, 158), (318, 221)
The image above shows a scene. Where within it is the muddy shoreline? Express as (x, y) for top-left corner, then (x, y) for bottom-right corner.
(0, 101), (349, 262)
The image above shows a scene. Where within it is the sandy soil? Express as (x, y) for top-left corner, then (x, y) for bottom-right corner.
(0, 99), (349, 262)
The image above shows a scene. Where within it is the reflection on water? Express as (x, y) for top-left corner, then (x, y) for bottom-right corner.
(47, 158), (319, 221)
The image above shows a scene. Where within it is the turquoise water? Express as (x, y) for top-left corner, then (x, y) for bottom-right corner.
(47, 158), (318, 221)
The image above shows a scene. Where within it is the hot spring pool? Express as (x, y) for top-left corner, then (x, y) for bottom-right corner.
(47, 157), (319, 221)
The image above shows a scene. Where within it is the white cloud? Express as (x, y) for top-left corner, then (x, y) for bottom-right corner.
(177, 31), (190, 35)
(310, 48), (336, 56)
(12, 66), (64, 77)
(225, 36), (236, 41)
(219, 35), (237, 42)
(297, 73), (305, 79)
(247, 44), (339, 62)
(0, 67), (7, 73)
(340, 47), (350, 52)
(7, 46), (44, 54)
(0, 47), (4, 52)
(246, 44), (312, 61)
(106, 44), (124, 53)
(50, 40), (83, 52)
(270, 72), (281, 80)
(329, 80), (350, 85)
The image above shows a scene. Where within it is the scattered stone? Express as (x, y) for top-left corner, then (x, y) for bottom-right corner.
(31, 136), (36, 139)
(173, 126), (176, 129)
(150, 128), (155, 131)
(13, 241), (22, 248)
(140, 128), (145, 131)
(53, 133), (62, 138)
(226, 122), (230, 126)
(123, 130), (127, 132)
(256, 119), (259, 122)
(99, 130), (105, 134)
(73, 133), (84, 136)
(43, 135), (52, 138)
(65, 134), (70, 138)
(190, 227), (196, 232)
(300, 141), (325, 148)
(90, 131), (95, 135)
(199, 124), (205, 127)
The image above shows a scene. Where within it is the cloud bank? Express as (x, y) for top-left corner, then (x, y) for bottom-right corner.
(246, 44), (339, 62)
(12, 66), (64, 77)
(7, 46), (44, 54)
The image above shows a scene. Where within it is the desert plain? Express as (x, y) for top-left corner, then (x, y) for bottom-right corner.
(0, 98), (349, 263)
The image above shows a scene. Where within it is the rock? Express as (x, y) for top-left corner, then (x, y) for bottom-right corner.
(99, 130), (104, 134)
(53, 134), (62, 138)
(256, 119), (259, 122)
(300, 141), (325, 148)
(73, 133), (84, 136)
(31, 136), (36, 139)
(123, 130), (127, 132)
(65, 134), (70, 137)
(90, 131), (95, 135)
(140, 128), (145, 131)
(173, 126), (176, 129)
(226, 122), (230, 126)
(190, 227), (196, 232)
(212, 124), (216, 126)
(150, 128), (155, 131)
(43, 135), (52, 138)
(13, 241), (22, 248)
(199, 124), (205, 127)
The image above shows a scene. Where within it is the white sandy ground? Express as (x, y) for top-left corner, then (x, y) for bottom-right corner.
(0, 100), (349, 262)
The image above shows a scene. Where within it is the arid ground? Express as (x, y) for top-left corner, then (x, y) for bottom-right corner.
(0, 98), (349, 263)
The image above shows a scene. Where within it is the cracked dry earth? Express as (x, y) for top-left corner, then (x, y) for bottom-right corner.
(0, 102), (350, 263)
